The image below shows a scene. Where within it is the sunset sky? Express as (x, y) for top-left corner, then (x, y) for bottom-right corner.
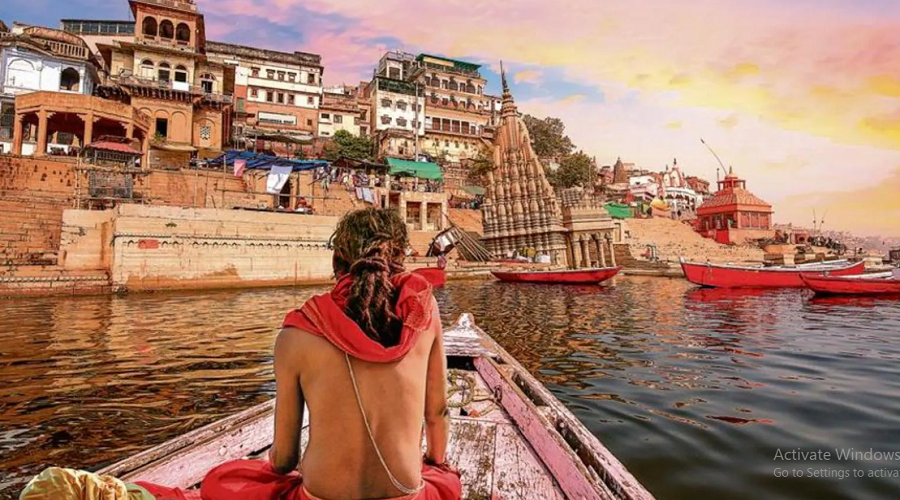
(3, 0), (899, 236)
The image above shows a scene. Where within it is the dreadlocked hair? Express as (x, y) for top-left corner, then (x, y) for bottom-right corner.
(331, 207), (409, 347)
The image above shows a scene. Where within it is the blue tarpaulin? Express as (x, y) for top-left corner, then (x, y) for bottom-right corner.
(208, 150), (330, 172)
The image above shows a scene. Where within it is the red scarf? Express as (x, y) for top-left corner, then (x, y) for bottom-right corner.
(283, 272), (435, 363)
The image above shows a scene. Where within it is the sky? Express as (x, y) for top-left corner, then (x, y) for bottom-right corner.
(3, 0), (900, 236)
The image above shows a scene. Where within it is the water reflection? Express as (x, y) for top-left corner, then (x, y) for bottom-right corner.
(1, 277), (899, 500)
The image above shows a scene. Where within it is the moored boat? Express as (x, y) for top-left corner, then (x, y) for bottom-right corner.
(97, 315), (656, 500)
(801, 271), (900, 296)
(413, 267), (447, 288)
(679, 258), (865, 289)
(491, 266), (623, 285)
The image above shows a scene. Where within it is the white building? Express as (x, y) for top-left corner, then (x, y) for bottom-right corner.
(367, 76), (425, 159)
(0, 23), (99, 154)
(319, 85), (361, 138)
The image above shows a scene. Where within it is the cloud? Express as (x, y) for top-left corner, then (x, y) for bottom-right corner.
(717, 115), (740, 130)
(514, 69), (543, 85)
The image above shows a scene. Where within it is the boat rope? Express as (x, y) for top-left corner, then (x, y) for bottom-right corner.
(447, 369), (496, 416)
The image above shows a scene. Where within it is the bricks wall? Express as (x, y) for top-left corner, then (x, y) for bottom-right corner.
(0, 156), (77, 265)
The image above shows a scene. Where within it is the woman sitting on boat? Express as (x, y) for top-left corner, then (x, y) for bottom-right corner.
(201, 207), (461, 500)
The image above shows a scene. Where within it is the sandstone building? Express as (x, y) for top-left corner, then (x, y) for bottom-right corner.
(205, 41), (323, 154)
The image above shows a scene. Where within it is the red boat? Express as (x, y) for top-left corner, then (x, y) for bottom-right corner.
(680, 258), (866, 289)
(801, 271), (900, 296)
(413, 267), (446, 288)
(491, 266), (622, 284)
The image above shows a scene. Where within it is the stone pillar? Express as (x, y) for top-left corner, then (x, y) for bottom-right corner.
(12, 115), (24, 155)
(399, 198), (407, 222)
(420, 201), (427, 231)
(142, 135), (150, 169)
(598, 237), (607, 267)
(83, 112), (94, 147)
(36, 110), (48, 157)
(579, 236), (590, 269)
(126, 121), (134, 139)
(608, 238), (617, 267)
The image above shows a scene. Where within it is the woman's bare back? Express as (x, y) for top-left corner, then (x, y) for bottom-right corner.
(269, 299), (448, 500)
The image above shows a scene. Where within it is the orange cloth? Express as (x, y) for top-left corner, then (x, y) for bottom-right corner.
(199, 460), (460, 500)
(282, 272), (434, 363)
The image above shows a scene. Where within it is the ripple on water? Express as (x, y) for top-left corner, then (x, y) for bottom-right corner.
(1, 277), (900, 500)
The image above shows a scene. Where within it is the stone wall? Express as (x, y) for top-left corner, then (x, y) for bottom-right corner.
(108, 205), (338, 291)
(0, 155), (75, 265)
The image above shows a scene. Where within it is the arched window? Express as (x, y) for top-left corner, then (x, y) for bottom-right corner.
(175, 23), (190, 43)
(140, 59), (154, 78)
(142, 17), (158, 37)
(200, 73), (215, 94)
(158, 62), (171, 82)
(174, 65), (188, 83)
(60, 68), (81, 92)
(159, 20), (174, 39)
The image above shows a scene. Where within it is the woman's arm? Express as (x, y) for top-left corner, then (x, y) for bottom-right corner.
(423, 300), (449, 465)
(269, 328), (306, 475)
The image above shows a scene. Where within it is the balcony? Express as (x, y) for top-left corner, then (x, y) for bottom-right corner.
(46, 40), (90, 60)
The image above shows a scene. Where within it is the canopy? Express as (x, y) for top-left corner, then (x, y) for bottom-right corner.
(386, 158), (443, 181)
(208, 150), (329, 172)
(461, 185), (485, 196)
(603, 203), (633, 219)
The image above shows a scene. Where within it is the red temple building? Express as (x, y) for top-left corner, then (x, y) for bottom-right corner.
(696, 167), (774, 245)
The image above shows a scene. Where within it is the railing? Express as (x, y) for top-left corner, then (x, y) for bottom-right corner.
(135, 0), (198, 12)
(46, 40), (89, 60)
(416, 61), (481, 78)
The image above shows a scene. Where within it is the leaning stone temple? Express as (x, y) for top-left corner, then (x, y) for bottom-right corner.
(480, 65), (569, 264)
(480, 64), (617, 268)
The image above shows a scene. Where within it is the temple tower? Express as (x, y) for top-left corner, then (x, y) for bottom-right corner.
(480, 63), (568, 264)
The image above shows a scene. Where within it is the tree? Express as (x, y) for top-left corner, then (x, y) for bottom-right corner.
(323, 129), (374, 161)
(468, 145), (494, 178)
(522, 114), (575, 160)
(552, 151), (596, 189)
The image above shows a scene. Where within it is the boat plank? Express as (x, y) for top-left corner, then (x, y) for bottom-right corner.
(493, 422), (566, 500)
(448, 419), (497, 500)
(476, 357), (608, 500)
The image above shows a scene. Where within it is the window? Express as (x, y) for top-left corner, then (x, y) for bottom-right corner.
(276, 92), (284, 104)
(454, 141), (460, 148)
(174, 65), (188, 83)
(449, 80), (459, 91)
(60, 68), (81, 92)
(267, 69), (275, 79)
(320, 131), (330, 136)
(236, 97), (245, 113)
(396, 101), (407, 111)
(266, 91), (273, 103)
(250, 88), (258, 98)
(142, 17), (158, 37)
(307, 119), (313, 126)
(287, 72), (296, 82)
(307, 73), (316, 84)
(354, 117), (359, 125)
(389, 67), (401, 79)
(278, 71), (285, 81)
(155, 118), (168, 138)
(175, 23), (190, 43)
(381, 98), (392, 108)
(334, 115), (342, 124)
(441, 80), (448, 89)
(417, 104), (422, 113)
(159, 20), (174, 39)
(287, 94), (294, 105)
(140, 59), (154, 78)
(200, 125), (211, 141)
(321, 113), (331, 120)
(251, 67), (260, 78)
(444, 140), (450, 147)
(200, 73), (215, 94)
(158, 62), (170, 82)
(381, 115), (391, 125)
(397, 117), (407, 127)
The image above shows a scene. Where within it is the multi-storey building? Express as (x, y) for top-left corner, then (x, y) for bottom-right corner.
(60, 19), (134, 55)
(319, 85), (361, 138)
(417, 54), (494, 163)
(205, 41), (322, 154)
(1, 23), (101, 154)
(93, 0), (232, 163)
(366, 52), (426, 159)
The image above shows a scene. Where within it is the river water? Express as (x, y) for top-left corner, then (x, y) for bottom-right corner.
(2, 276), (900, 500)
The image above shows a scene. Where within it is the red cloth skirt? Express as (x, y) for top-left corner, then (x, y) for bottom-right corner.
(195, 459), (461, 500)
